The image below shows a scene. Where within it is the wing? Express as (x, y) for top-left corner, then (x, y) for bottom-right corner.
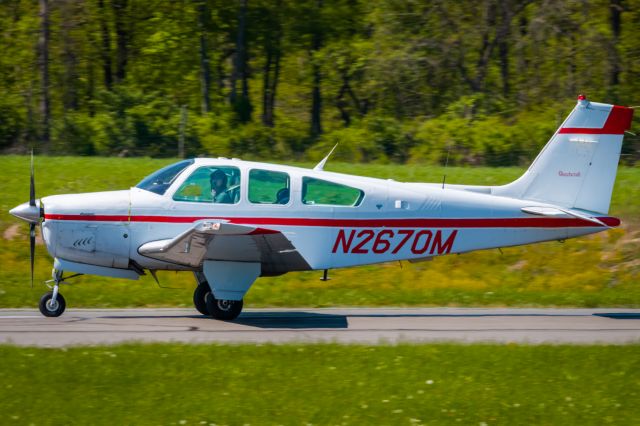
(137, 221), (310, 273)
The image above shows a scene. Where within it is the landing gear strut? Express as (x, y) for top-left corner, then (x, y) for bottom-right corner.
(39, 268), (66, 317)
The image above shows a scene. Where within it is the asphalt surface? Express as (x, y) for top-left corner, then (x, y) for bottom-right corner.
(1, 307), (639, 347)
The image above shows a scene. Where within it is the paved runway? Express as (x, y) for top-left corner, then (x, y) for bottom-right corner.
(1, 308), (639, 347)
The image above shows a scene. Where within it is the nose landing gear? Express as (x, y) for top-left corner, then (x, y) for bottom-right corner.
(39, 268), (65, 317)
(38, 268), (82, 317)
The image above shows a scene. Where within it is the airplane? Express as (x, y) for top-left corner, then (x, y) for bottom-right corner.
(9, 95), (634, 319)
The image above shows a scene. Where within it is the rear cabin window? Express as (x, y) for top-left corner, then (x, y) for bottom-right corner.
(302, 177), (364, 206)
(173, 166), (241, 204)
(249, 169), (290, 204)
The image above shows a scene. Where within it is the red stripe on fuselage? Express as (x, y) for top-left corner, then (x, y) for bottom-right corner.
(43, 214), (620, 228)
(559, 105), (633, 135)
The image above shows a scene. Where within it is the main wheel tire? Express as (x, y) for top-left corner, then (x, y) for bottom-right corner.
(39, 291), (66, 317)
(193, 284), (211, 316)
(205, 293), (243, 321)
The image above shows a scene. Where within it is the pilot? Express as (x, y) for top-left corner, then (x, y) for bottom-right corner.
(276, 188), (290, 204)
(210, 170), (232, 203)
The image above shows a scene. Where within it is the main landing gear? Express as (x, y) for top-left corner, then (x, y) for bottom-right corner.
(205, 293), (243, 321)
(193, 283), (210, 316)
(192, 276), (244, 321)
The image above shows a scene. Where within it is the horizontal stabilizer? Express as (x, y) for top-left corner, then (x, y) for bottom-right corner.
(521, 206), (609, 227)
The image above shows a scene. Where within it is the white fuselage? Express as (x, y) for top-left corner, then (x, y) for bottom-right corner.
(38, 158), (616, 276)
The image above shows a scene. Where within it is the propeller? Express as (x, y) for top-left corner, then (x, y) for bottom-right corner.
(8, 151), (43, 288)
(29, 150), (36, 288)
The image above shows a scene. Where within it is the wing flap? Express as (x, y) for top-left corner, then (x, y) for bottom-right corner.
(138, 220), (311, 271)
(138, 221), (256, 267)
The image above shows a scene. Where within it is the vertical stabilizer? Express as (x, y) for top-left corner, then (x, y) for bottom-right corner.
(494, 96), (633, 214)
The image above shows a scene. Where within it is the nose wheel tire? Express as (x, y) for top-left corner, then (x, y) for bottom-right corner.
(193, 283), (211, 316)
(39, 291), (66, 317)
(205, 293), (243, 320)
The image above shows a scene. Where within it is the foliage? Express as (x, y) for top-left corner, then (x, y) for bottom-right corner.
(1, 0), (639, 163)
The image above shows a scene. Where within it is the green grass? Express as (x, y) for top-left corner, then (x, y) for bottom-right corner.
(0, 343), (638, 425)
(1, 155), (639, 308)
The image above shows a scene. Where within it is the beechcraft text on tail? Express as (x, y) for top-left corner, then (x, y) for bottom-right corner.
(9, 95), (634, 319)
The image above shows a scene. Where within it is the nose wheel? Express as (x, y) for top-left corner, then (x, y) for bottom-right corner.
(39, 268), (66, 317)
(39, 290), (66, 317)
(37, 267), (82, 317)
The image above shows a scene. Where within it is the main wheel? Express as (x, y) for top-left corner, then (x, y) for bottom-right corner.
(39, 291), (66, 317)
(205, 293), (243, 320)
(193, 283), (211, 315)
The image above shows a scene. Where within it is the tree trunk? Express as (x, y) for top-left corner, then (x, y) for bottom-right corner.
(87, 56), (96, 116)
(230, 0), (251, 122)
(261, 20), (282, 127)
(458, 1), (528, 94)
(198, 1), (211, 113)
(61, 2), (79, 110)
(310, 60), (322, 137)
(98, 0), (112, 90)
(262, 50), (273, 126)
(498, 2), (510, 97)
(38, 0), (50, 152)
(609, 0), (622, 100)
(269, 49), (281, 124)
(335, 79), (351, 127)
(310, 0), (323, 138)
(112, 0), (129, 83)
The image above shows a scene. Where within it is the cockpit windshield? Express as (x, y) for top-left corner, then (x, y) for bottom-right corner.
(135, 159), (194, 195)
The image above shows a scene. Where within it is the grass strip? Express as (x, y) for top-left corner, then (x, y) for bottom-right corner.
(0, 343), (639, 425)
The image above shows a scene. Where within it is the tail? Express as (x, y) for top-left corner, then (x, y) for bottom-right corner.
(494, 95), (634, 214)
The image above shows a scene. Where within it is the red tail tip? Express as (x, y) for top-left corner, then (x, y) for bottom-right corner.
(577, 94), (587, 101)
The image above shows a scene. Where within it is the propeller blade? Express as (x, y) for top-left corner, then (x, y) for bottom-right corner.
(30, 223), (35, 288)
(29, 150), (35, 207)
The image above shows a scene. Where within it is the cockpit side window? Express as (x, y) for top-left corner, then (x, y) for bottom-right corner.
(249, 169), (290, 205)
(136, 159), (194, 195)
(302, 177), (364, 206)
(173, 166), (241, 204)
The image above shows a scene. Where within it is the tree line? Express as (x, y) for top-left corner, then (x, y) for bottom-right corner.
(0, 0), (638, 165)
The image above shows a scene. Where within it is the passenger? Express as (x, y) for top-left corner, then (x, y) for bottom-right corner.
(210, 170), (232, 204)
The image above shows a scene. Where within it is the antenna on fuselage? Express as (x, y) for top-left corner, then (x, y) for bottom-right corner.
(441, 148), (450, 189)
(313, 144), (338, 171)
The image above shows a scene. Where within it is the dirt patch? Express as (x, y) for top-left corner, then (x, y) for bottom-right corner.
(3, 224), (20, 241)
(507, 259), (528, 271)
(2, 223), (45, 245)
